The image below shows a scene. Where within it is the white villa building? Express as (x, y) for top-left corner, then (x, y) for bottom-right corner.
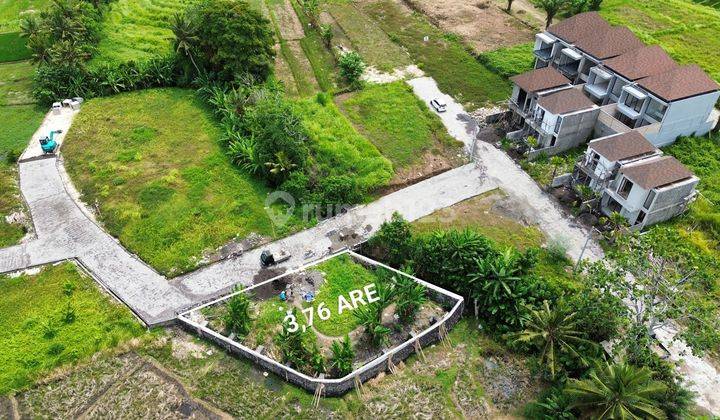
(505, 12), (716, 228)
(507, 12), (720, 156)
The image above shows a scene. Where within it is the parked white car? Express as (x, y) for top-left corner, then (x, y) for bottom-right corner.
(430, 98), (447, 113)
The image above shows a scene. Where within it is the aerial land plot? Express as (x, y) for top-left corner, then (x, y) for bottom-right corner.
(186, 252), (451, 380)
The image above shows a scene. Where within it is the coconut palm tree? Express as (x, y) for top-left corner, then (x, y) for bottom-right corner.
(509, 301), (596, 379)
(566, 361), (667, 419)
(171, 12), (201, 75)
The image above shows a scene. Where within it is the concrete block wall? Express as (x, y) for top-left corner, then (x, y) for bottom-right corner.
(177, 250), (465, 397)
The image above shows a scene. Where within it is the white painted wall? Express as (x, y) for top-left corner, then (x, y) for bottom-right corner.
(646, 91), (720, 146)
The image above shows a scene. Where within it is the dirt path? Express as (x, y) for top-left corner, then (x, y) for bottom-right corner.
(489, 0), (548, 29)
(272, 0), (305, 40)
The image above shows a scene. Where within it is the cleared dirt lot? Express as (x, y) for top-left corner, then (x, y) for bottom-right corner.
(402, 0), (534, 52)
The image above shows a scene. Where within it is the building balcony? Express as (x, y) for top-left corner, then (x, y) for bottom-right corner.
(558, 63), (580, 79)
(533, 48), (553, 61)
(616, 102), (642, 120)
(585, 83), (610, 99)
(508, 99), (530, 117)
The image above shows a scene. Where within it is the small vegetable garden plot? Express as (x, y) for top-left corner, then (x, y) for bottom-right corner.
(180, 251), (463, 395)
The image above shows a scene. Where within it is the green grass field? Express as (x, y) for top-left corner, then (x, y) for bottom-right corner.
(0, 263), (144, 394)
(62, 88), (302, 276)
(306, 254), (381, 337)
(0, 32), (31, 62)
(361, 0), (511, 109)
(293, 96), (393, 191)
(0, 60), (36, 106)
(478, 42), (535, 78)
(92, 0), (197, 65)
(0, 0), (51, 32)
(340, 82), (457, 168)
(601, 0), (720, 81)
(0, 162), (28, 247)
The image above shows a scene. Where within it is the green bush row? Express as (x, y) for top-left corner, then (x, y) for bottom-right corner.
(32, 56), (182, 105)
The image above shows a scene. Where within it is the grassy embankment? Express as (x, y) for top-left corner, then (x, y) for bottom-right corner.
(0, 60), (45, 246)
(62, 89), (395, 276)
(91, 0), (197, 65)
(0, 263), (144, 394)
(339, 81), (460, 168)
(62, 88), (297, 276)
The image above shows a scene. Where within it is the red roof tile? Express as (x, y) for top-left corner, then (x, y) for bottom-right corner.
(588, 132), (658, 162)
(620, 156), (694, 189)
(574, 27), (644, 60)
(510, 67), (570, 93)
(548, 12), (611, 43)
(537, 88), (596, 115)
(638, 65), (720, 102)
(603, 45), (679, 81)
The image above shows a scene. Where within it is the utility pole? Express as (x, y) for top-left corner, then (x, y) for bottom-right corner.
(574, 228), (597, 272)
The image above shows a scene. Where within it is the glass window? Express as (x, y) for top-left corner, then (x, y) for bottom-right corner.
(618, 177), (633, 198)
(643, 190), (656, 209)
(646, 100), (667, 121)
(612, 80), (626, 97)
(624, 95), (644, 113)
(635, 210), (646, 225)
(554, 117), (562, 133)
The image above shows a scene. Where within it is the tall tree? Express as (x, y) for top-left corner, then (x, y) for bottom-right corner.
(189, 0), (275, 82)
(566, 362), (667, 419)
(532, 0), (569, 29)
(509, 301), (596, 379)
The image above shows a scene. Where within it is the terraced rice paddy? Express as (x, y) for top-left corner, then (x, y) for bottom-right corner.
(92, 0), (198, 65)
(324, 2), (411, 72)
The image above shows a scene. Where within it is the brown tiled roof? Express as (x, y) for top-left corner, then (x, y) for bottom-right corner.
(574, 27), (644, 60)
(638, 65), (720, 102)
(589, 131), (657, 162)
(510, 67), (570, 93)
(537, 88), (595, 115)
(620, 156), (694, 189)
(603, 45), (679, 81)
(548, 12), (611, 43)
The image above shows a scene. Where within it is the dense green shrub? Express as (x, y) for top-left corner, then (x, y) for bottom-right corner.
(366, 212), (414, 267)
(338, 51), (365, 89)
(242, 94), (309, 185)
(21, 0), (106, 66)
(184, 0), (275, 83)
(224, 292), (252, 337)
(329, 335), (355, 377)
(32, 56), (179, 104)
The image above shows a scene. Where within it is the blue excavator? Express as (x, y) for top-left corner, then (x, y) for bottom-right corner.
(39, 130), (62, 154)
